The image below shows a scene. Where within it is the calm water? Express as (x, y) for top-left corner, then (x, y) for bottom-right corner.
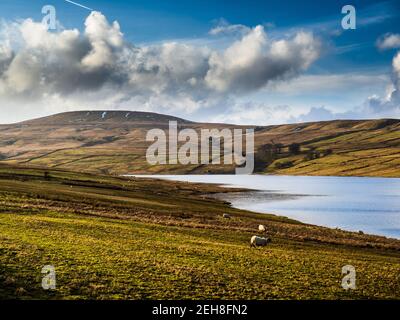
(130, 175), (400, 239)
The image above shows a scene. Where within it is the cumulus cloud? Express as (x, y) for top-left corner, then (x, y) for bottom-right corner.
(0, 11), (321, 121)
(376, 33), (400, 50)
(360, 51), (400, 117)
(81, 12), (123, 69)
(206, 27), (320, 93)
(292, 52), (400, 123)
(329, 36), (400, 120)
(0, 43), (12, 75)
(220, 49), (400, 125)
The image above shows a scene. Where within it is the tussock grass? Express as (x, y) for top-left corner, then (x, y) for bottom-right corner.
(0, 164), (399, 299)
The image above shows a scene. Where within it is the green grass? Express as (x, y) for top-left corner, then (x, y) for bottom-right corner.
(1, 210), (399, 300)
(0, 164), (399, 299)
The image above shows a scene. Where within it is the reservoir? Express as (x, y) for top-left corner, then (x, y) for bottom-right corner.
(130, 175), (400, 239)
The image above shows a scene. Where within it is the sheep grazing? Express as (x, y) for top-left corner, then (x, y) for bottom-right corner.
(258, 224), (266, 233)
(250, 235), (271, 248)
(223, 213), (231, 219)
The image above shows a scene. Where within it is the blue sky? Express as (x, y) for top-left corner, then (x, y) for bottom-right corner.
(0, 0), (399, 124)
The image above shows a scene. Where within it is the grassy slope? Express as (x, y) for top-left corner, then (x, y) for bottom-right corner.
(266, 121), (400, 177)
(0, 112), (399, 177)
(0, 165), (399, 299)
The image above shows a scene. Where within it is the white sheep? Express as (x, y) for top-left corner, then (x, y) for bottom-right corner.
(250, 235), (271, 248)
(258, 224), (266, 233)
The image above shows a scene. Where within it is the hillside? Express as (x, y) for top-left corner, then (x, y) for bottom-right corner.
(0, 164), (399, 299)
(0, 111), (399, 177)
(19, 110), (193, 125)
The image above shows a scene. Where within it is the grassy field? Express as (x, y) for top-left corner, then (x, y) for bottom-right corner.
(267, 128), (400, 177)
(0, 164), (399, 299)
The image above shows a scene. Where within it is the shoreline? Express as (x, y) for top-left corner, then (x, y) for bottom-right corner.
(0, 164), (400, 299)
(128, 174), (400, 240)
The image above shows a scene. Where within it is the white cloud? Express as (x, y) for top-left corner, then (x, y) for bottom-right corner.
(3, 11), (396, 125)
(0, 42), (12, 74)
(376, 33), (400, 50)
(394, 51), (400, 79)
(82, 12), (123, 69)
(263, 73), (390, 95)
(209, 21), (251, 36)
(205, 27), (320, 93)
(360, 51), (400, 116)
(292, 52), (400, 122)
(212, 101), (295, 125)
(212, 57), (400, 125)
(0, 12), (321, 121)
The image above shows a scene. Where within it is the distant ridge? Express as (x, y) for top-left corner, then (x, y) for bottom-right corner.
(19, 110), (193, 125)
(0, 111), (399, 177)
